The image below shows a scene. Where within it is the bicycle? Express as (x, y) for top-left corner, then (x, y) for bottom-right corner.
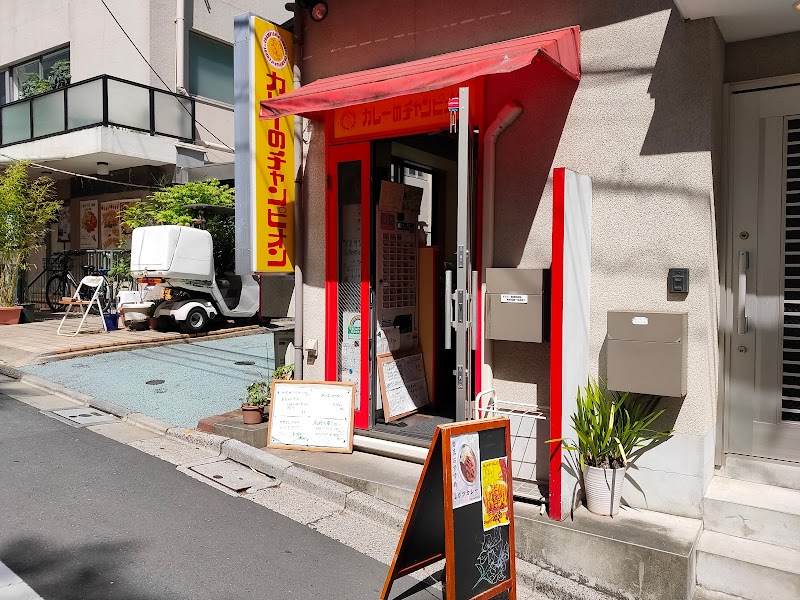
(45, 252), (112, 314)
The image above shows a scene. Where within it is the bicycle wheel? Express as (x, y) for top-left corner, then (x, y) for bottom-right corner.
(45, 275), (69, 312)
(88, 278), (112, 315)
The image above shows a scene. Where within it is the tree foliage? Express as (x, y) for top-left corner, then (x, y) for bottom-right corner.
(120, 180), (236, 272)
(0, 161), (60, 306)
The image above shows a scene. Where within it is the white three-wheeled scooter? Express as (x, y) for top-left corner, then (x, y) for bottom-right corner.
(130, 224), (259, 333)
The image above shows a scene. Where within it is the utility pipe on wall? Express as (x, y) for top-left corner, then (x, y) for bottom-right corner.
(175, 0), (186, 93)
(293, 7), (305, 380)
(480, 103), (523, 392)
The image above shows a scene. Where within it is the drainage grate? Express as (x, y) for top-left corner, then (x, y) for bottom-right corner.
(146, 380), (165, 386)
(49, 408), (118, 427)
(234, 361), (255, 366)
(189, 460), (275, 492)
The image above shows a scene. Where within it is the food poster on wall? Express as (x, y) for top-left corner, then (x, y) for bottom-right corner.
(100, 199), (138, 249)
(451, 433), (481, 509)
(481, 457), (511, 531)
(79, 200), (99, 249)
(341, 311), (361, 400)
(57, 205), (71, 242)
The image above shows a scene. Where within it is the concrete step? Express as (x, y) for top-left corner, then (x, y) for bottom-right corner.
(703, 476), (800, 551)
(722, 455), (800, 491)
(515, 502), (701, 600)
(696, 530), (800, 600)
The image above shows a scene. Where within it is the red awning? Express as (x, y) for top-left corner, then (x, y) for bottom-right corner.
(260, 26), (580, 119)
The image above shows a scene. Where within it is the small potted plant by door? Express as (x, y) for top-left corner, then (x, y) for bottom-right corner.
(549, 379), (672, 516)
(272, 363), (294, 382)
(242, 381), (269, 425)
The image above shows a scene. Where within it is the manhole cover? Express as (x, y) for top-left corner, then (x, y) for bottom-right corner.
(234, 361), (255, 366)
(189, 460), (275, 492)
(50, 408), (117, 426)
(146, 379), (165, 385)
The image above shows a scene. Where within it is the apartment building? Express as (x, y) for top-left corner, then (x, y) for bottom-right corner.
(0, 0), (285, 301)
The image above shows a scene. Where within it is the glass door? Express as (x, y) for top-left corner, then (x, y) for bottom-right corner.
(328, 142), (372, 430)
(452, 86), (475, 422)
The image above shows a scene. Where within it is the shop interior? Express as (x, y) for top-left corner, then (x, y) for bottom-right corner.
(363, 131), (473, 445)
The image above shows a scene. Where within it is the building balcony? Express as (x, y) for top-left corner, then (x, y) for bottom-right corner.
(0, 75), (200, 176)
(0, 75), (194, 148)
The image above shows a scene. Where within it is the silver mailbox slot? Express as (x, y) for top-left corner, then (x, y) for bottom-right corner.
(485, 268), (546, 343)
(606, 311), (688, 397)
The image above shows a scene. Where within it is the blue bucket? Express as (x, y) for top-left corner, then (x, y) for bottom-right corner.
(103, 312), (119, 332)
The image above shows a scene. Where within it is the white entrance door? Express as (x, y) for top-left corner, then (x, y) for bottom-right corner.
(727, 84), (800, 462)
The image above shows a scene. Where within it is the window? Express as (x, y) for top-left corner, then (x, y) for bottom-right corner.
(7, 47), (70, 101)
(0, 71), (7, 106)
(188, 31), (233, 105)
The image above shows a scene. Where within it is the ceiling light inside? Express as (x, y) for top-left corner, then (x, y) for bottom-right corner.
(309, 1), (328, 21)
(96, 161), (109, 176)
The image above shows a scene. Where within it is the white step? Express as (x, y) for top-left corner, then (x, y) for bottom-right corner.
(703, 476), (800, 551)
(696, 531), (800, 600)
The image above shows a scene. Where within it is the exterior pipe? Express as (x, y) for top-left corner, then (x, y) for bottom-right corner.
(480, 103), (523, 392)
(292, 8), (304, 380)
(175, 0), (186, 93)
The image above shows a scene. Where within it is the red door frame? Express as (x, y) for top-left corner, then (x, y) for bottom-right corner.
(325, 140), (372, 430)
(324, 81), (485, 431)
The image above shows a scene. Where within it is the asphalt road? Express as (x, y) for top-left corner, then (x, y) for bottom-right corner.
(0, 392), (434, 600)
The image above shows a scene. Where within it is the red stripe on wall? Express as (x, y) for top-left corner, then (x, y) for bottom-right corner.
(549, 167), (565, 521)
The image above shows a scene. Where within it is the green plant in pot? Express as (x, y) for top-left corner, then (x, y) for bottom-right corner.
(243, 381), (269, 425)
(272, 364), (294, 381)
(549, 378), (672, 516)
(0, 161), (60, 325)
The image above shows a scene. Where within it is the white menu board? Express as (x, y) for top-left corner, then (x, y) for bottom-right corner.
(267, 381), (356, 453)
(378, 351), (430, 422)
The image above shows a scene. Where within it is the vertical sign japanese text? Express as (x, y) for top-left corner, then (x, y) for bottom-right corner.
(252, 18), (294, 273)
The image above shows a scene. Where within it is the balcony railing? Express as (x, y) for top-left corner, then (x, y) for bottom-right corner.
(0, 75), (195, 147)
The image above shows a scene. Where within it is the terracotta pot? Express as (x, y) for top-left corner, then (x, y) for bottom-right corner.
(241, 404), (264, 425)
(0, 306), (22, 325)
(148, 316), (158, 330)
(583, 465), (626, 516)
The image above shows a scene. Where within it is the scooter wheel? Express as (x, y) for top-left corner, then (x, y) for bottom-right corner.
(179, 307), (208, 334)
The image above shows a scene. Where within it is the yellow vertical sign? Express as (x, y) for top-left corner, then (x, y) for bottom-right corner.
(252, 18), (294, 273)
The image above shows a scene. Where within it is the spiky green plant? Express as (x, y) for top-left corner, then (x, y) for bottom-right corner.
(549, 378), (672, 472)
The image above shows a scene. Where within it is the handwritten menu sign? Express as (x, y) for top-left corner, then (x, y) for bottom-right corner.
(267, 381), (356, 453)
(381, 418), (516, 600)
(378, 352), (429, 422)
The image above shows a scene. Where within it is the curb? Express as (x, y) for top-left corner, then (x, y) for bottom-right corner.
(2, 374), (617, 600)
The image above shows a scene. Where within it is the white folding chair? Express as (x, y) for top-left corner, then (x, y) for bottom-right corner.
(57, 275), (108, 337)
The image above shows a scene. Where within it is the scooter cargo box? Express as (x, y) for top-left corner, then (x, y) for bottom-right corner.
(131, 225), (214, 281)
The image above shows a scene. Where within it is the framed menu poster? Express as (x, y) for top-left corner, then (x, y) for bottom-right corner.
(79, 200), (99, 249)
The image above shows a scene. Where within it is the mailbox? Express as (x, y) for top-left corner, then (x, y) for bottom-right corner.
(606, 311), (687, 397)
(485, 268), (547, 343)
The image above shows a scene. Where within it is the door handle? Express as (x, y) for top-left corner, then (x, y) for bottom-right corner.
(445, 269), (453, 350)
(738, 250), (749, 334)
(471, 270), (478, 350)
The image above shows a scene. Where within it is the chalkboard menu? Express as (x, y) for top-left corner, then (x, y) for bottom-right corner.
(267, 381), (356, 453)
(381, 418), (516, 600)
(377, 351), (430, 422)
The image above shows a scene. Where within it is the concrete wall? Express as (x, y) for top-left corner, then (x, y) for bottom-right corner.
(725, 31), (800, 84)
(300, 0), (725, 517)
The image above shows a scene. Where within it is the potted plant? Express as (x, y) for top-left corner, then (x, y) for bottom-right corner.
(0, 161), (60, 324)
(272, 363), (294, 381)
(243, 381), (269, 425)
(549, 379), (672, 516)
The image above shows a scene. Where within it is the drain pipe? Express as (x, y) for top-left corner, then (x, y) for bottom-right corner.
(175, 0), (186, 93)
(292, 8), (305, 380)
(481, 103), (523, 392)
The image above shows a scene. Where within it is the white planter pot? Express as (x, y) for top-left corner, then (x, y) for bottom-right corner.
(583, 465), (626, 516)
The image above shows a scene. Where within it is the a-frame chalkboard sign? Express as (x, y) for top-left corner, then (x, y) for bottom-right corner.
(381, 417), (516, 600)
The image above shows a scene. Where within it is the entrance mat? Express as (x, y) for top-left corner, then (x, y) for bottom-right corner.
(373, 414), (454, 441)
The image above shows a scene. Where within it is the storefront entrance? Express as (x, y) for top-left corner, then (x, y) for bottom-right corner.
(327, 88), (477, 444)
(726, 82), (800, 463)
